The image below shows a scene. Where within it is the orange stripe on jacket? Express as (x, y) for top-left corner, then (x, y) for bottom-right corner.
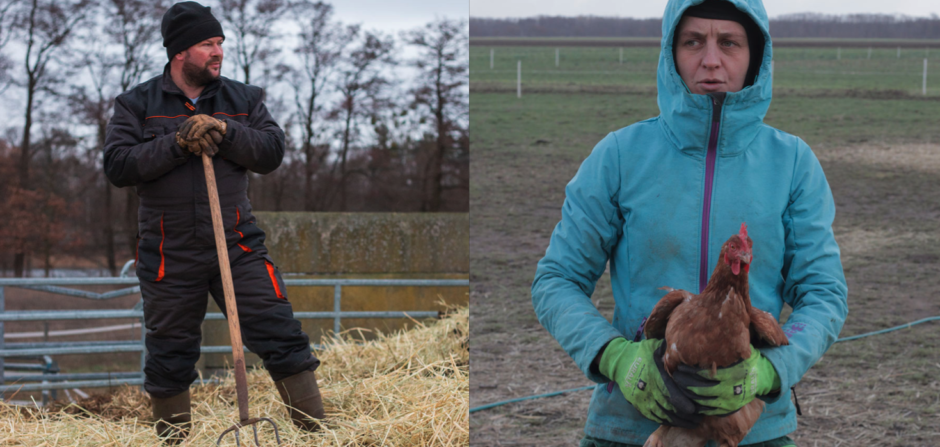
(156, 213), (165, 281)
(265, 262), (285, 299)
(234, 208), (252, 252)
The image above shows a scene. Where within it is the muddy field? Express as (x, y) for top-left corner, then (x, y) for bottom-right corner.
(469, 90), (940, 446)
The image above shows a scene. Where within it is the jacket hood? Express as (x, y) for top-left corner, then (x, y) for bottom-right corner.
(658, 0), (773, 157)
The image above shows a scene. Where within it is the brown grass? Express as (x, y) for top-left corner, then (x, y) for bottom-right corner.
(0, 307), (469, 446)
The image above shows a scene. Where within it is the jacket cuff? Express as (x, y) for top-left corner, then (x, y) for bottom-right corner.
(584, 333), (626, 383)
(756, 347), (789, 405)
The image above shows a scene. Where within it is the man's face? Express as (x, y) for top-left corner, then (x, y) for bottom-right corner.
(674, 16), (750, 94)
(178, 36), (224, 86)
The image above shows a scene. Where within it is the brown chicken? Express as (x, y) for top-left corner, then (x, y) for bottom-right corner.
(642, 223), (789, 447)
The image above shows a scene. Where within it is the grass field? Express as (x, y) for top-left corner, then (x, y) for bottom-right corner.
(471, 46), (940, 95)
(470, 45), (940, 446)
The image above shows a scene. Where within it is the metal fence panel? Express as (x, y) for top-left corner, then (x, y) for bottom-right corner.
(0, 277), (468, 399)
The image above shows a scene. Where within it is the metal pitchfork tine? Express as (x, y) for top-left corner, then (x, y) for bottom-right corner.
(201, 152), (282, 446)
(217, 417), (281, 446)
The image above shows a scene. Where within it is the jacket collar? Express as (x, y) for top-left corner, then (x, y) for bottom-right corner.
(160, 62), (223, 100)
(657, 0), (774, 158)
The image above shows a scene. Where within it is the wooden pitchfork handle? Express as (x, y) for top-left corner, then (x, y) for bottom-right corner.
(202, 152), (281, 446)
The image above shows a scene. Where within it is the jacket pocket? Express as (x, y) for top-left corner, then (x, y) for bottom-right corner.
(136, 212), (165, 282)
(142, 126), (165, 142)
(233, 206), (266, 253)
(262, 254), (287, 300)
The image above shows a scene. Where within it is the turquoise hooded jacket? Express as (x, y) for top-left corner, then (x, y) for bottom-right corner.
(531, 0), (849, 443)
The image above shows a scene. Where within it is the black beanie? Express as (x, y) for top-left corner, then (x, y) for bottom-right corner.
(674, 0), (765, 87)
(162, 2), (225, 60)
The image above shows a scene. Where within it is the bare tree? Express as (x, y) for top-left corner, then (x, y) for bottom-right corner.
(30, 120), (88, 276)
(105, 0), (168, 270)
(331, 30), (393, 211)
(217, 0), (286, 85)
(289, 0), (349, 211)
(107, 0), (166, 91)
(16, 0), (91, 189)
(0, 0), (17, 95)
(65, 0), (164, 275)
(69, 46), (119, 273)
(403, 18), (468, 212)
(12, 0), (91, 277)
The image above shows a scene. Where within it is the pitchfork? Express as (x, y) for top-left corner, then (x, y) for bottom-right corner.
(202, 152), (282, 446)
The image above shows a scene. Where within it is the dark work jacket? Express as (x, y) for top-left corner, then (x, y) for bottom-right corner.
(104, 64), (283, 281)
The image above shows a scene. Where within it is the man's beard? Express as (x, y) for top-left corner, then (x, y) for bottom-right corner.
(182, 56), (221, 87)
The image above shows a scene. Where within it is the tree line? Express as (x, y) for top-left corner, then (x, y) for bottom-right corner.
(470, 13), (940, 39)
(0, 0), (468, 277)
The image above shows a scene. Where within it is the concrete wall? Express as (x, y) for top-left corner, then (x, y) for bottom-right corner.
(258, 212), (469, 274)
(199, 212), (469, 371)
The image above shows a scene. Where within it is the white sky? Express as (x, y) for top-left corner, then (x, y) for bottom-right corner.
(470, 0), (939, 19)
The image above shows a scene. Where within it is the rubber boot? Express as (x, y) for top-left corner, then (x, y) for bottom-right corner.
(151, 390), (192, 445)
(275, 369), (325, 431)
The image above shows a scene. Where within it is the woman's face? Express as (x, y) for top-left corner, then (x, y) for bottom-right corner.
(674, 16), (750, 94)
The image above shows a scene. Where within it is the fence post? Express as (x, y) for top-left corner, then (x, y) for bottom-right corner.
(139, 312), (146, 389)
(0, 286), (4, 402)
(555, 48), (559, 67)
(924, 58), (928, 96)
(517, 60), (522, 98)
(333, 284), (342, 337)
(490, 48), (494, 69)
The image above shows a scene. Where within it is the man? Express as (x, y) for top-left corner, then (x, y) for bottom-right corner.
(532, 0), (848, 446)
(104, 2), (324, 443)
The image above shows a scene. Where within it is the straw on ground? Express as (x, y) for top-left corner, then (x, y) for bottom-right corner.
(0, 306), (469, 446)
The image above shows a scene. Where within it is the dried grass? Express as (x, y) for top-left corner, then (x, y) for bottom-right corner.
(0, 307), (469, 446)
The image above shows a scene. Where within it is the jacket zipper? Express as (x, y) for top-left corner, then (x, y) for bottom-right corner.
(699, 93), (724, 293)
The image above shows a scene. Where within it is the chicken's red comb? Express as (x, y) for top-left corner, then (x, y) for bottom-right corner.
(739, 222), (748, 242)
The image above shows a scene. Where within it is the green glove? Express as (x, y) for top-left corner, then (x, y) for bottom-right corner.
(670, 346), (781, 416)
(599, 337), (701, 428)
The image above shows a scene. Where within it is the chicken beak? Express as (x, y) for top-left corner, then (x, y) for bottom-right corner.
(740, 253), (752, 264)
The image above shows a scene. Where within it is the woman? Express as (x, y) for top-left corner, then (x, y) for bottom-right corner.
(531, 0), (848, 445)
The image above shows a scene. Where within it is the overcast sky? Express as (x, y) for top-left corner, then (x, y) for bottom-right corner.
(470, 0), (938, 19)
(332, 0), (468, 32)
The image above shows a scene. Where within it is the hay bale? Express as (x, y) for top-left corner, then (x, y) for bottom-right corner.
(0, 307), (469, 446)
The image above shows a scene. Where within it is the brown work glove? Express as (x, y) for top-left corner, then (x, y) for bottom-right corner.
(176, 129), (223, 157)
(178, 114), (227, 142)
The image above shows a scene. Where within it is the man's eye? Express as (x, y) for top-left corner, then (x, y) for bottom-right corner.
(722, 41), (737, 47)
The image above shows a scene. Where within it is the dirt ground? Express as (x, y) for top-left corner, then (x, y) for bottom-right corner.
(469, 103), (940, 447)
